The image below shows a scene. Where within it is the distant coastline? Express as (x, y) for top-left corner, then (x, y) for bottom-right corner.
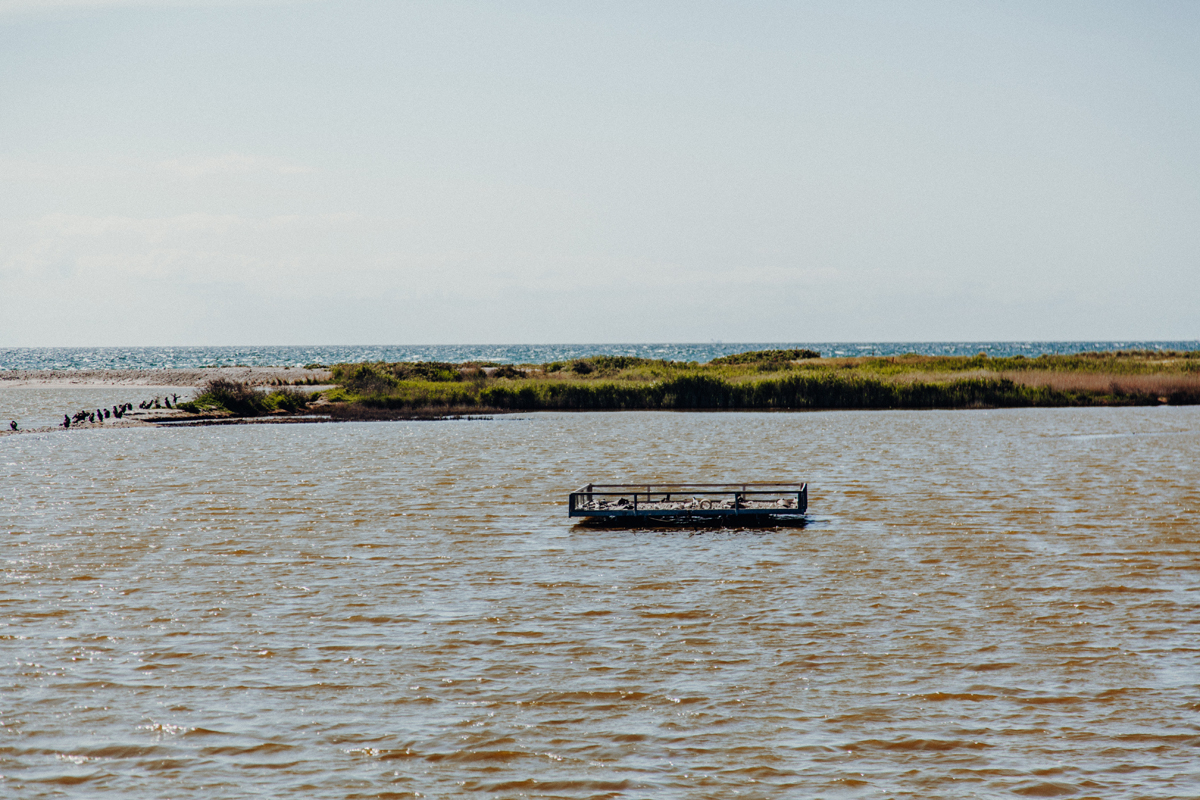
(4, 348), (1198, 433)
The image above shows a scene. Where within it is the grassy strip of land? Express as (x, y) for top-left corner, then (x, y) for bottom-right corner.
(315, 349), (1200, 416)
(812, 349), (1200, 377)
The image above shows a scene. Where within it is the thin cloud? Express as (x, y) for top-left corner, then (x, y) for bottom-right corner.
(156, 153), (313, 179)
(0, 0), (315, 14)
(0, 154), (313, 181)
(0, 211), (376, 286)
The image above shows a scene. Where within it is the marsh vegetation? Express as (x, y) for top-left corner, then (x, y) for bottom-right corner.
(177, 379), (317, 417)
(316, 349), (1200, 417)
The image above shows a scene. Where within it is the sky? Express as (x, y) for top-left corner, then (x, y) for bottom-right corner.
(1, 0), (1197, 346)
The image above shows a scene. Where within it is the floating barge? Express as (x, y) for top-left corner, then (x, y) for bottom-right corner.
(569, 483), (808, 524)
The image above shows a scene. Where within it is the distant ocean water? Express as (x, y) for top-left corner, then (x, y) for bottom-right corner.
(1, 341), (1197, 370)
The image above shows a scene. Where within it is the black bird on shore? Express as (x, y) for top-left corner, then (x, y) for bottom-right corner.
(9, 420), (16, 431)
(103, 408), (110, 419)
(63, 415), (71, 428)
(164, 397), (172, 408)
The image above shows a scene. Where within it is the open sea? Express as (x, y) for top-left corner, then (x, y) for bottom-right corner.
(2, 341), (1199, 370)
(2, 345), (1198, 798)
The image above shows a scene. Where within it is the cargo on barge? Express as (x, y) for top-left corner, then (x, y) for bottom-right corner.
(569, 482), (807, 523)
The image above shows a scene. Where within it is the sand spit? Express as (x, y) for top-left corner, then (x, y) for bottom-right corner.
(0, 366), (333, 388)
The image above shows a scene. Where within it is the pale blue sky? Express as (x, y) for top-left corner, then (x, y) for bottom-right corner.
(1, 0), (1197, 345)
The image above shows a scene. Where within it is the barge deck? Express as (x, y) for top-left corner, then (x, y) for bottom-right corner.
(569, 482), (808, 523)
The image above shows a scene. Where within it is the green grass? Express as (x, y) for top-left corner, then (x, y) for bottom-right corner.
(709, 348), (821, 365)
(177, 379), (316, 416)
(331, 361), (468, 385)
(823, 351), (1200, 377)
(319, 352), (1200, 414)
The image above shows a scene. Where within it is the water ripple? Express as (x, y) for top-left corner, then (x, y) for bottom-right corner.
(1, 407), (1197, 797)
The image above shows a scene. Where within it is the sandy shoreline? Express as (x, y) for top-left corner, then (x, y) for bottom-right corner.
(0, 366), (333, 388)
(1, 369), (337, 435)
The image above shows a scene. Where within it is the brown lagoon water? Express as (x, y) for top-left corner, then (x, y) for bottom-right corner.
(1, 404), (1198, 798)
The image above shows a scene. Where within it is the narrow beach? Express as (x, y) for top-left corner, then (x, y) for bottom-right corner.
(0, 368), (334, 433)
(0, 366), (332, 388)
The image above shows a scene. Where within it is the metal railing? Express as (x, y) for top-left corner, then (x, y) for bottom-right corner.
(569, 482), (807, 518)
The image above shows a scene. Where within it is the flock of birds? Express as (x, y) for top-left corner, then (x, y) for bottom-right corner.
(4, 394), (185, 432)
(57, 394), (182, 428)
(62, 402), (134, 428)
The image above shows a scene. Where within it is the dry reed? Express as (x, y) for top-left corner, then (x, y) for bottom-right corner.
(1001, 371), (1200, 396)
